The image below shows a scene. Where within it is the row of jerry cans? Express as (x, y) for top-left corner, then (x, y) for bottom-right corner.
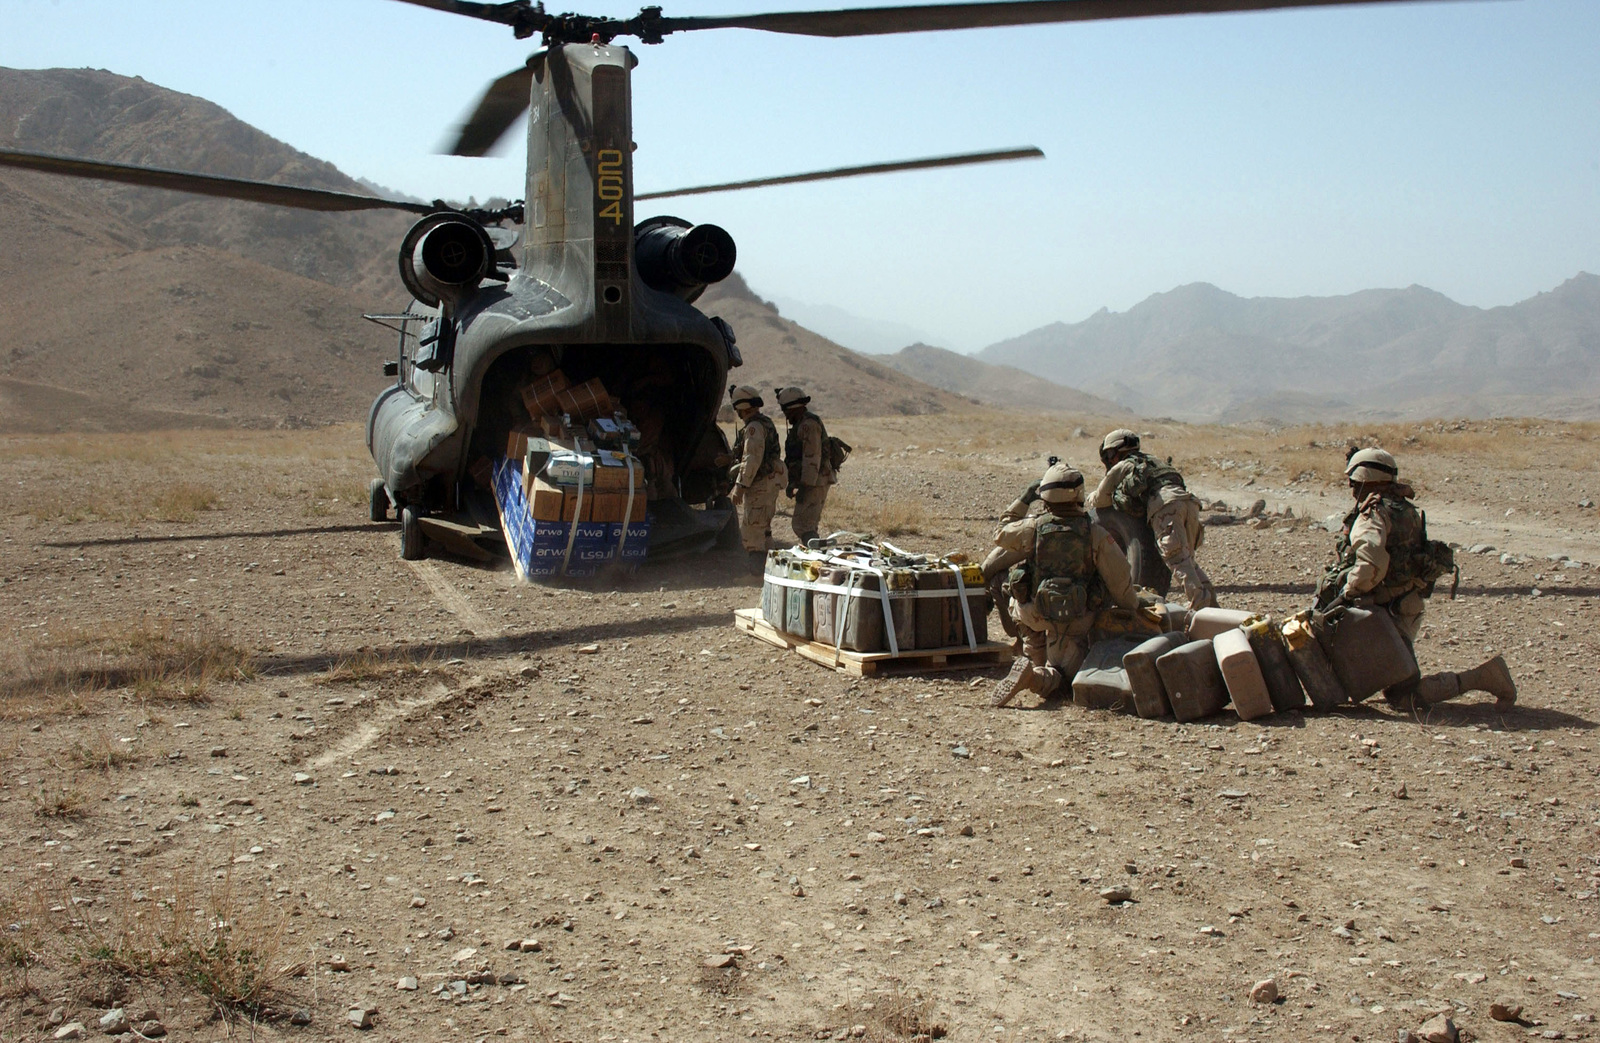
(761, 550), (990, 652)
(1069, 604), (1419, 721)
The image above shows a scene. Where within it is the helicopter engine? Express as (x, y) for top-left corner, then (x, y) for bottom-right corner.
(399, 213), (497, 308)
(633, 216), (736, 303)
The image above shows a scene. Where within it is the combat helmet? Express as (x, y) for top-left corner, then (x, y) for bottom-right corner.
(1099, 428), (1140, 467)
(775, 386), (811, 409)
(1037, 462), (1085, 505)
(1345, 447), (1399, 485)
(729, 384), (763, 409)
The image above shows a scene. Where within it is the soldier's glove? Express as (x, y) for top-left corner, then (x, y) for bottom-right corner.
(731, 485), (746, 506)
(1135, 593), (1164, 626)
(1020, 481), (1041, 506)
(785, 485), (798, 499)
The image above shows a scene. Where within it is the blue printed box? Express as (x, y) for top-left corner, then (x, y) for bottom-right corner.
(610, 518), (651, 564)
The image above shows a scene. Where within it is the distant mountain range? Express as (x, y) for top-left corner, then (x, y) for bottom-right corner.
(764, 294), (938, 356)
(978, 277), (1600, 422)
(872, 343), (1128, 417)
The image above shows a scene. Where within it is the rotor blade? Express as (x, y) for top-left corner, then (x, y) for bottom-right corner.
(444, 65), (538, 157)
(636, 146), (1044, 200)
(386, 0), (532, 29)
(654, 0), (1447, 39)
(0, 148), (435, 215)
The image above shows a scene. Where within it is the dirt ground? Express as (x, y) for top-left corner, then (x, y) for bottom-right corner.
(1, 413), (1597, 1043)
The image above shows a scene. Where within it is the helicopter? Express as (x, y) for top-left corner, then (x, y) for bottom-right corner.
(0, 0), (1427, 569)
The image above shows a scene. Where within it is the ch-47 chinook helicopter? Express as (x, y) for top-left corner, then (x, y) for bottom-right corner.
(1, 0), (1423, 566)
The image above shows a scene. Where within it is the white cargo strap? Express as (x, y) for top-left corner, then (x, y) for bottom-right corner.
(560, 466), (587, 576)
(948, 562), (978, 652)
(615, 455), (638, 556)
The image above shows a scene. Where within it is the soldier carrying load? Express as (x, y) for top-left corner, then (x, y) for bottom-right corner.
(1090, 429), (1217, 610)
(991, 462), (1149, 708)
(1317, 447), (1516, 711)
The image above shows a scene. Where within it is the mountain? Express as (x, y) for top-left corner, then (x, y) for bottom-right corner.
(0, 67), (414, 427)
(874, 343), (1130, 416)
(0, 66), (965, 429)
(696, 276), (968, 417)
(764, 295), (937, 356)
(979, 277), (1600, 422)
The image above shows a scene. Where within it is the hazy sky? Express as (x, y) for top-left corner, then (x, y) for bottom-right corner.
(6, 0), (1598, 350)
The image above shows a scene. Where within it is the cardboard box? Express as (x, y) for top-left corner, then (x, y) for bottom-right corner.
(589, 491), (645, 523)
(520, 372), (570, 418)
(525, 476), (591, 522)
(505, 424), (541, 461)
(590, 455), (640, 491)
(554, 377), (613, 422)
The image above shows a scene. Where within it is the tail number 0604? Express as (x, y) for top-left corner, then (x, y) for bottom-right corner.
(597, 149), (625, 225)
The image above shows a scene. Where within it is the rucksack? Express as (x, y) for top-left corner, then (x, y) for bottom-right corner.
(1031, 514), (1106, 623)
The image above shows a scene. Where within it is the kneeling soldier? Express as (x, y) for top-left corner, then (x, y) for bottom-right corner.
(992, 462), (1143, 708)
(1319, 447), (1516, 711)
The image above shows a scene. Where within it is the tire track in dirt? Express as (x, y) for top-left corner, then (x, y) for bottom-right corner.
(407, 559), (499, 635)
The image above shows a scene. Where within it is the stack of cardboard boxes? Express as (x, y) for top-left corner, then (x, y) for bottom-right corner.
(493, 370), (650, 579)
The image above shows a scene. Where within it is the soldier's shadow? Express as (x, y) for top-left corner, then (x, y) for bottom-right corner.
(1318, 700), (1594, 732)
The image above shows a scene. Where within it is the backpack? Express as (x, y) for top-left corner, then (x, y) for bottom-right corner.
(1031, 514), (1106, 623)
(1112, 452), (1185, 517)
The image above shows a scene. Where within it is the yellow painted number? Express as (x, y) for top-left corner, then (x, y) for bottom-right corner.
(597, 149), (625, 224)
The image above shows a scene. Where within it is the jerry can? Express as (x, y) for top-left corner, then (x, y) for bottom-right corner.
(783, 559), (814, 641)
(1125, 632), (1189, 719)
(811, 567), (848, 647)
(1213, 628), (1274, 721)
(762, 551), (790, 630)
(914, 569), (962, 649)
(1071, 638), (1143, 712)
(837, 570), (915, 653)
(1156, 639), (1228, 722)
(1244, 616), (1305, 712)
(1281, 614), (1346, 710)
(1315, 605), (1420, 702)
(1187, 607), (1255, 641)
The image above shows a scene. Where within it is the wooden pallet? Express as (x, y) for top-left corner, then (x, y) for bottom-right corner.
(733, 608), (1011, 677)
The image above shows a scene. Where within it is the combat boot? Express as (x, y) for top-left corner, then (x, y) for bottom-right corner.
(991, 658), (1040, 708)
(1456, 655), (1517, 711)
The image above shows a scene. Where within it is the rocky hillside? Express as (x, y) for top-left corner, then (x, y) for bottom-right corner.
(874, 342), (1129, 416)
(696, 275), (968, 417)
(980, 276), (1600, 422)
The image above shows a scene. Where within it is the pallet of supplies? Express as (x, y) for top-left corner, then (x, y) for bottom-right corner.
(491, 423), (648, 580)
(736, 539), (1006, 676)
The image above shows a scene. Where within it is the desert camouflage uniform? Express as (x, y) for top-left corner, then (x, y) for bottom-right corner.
(731, 412), (783, 552)
(786, 410), (836, 543)
(993, 509), (1139, 697)
(1330, 486), (1428, 644)
(1090, 453), (1216, 609)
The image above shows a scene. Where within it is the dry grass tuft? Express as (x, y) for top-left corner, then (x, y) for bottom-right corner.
(316, 647), (432, 686)
(0, 622), (254, 712)
(32, 781), (91, 820)
(865, 982), (946, 1041)
(824, 492), (931, 538)
(76, 870), (294, 1017)
(71, 731), (143, 772)
(152, 483), (220, 522)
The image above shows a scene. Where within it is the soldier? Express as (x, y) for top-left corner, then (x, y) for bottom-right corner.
(777, 385), (836, 546)
(991, 462), (1148, 708)
(980, 463), (1057, 646)
(1090, 429), (1217, 609)
(724, 385), (784, 573)
(1317, 447), (1516, 711)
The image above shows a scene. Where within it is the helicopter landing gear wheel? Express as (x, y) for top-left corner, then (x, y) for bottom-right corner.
(400, 506), (426, 561)
(369, 478), (389, 523)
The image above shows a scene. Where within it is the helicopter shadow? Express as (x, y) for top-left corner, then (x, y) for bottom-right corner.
(42, 523), (393, 549)
(254, 610), (734, 680)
